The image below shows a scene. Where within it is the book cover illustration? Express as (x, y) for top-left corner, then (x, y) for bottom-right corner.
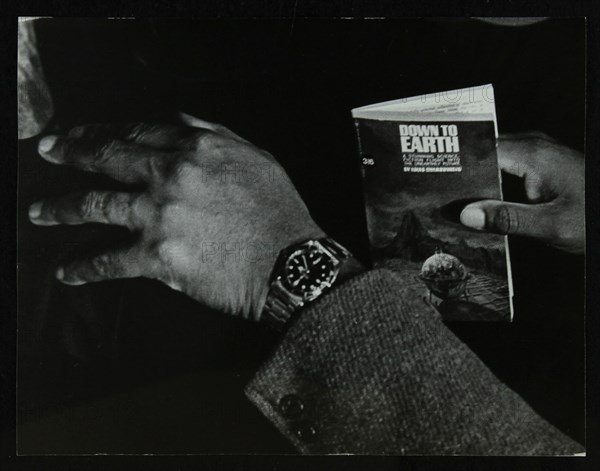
(353, 85), (513, 321)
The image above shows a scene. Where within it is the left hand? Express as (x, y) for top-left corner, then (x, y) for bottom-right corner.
(460, 133), (584, 254)
(29, 114), (326, 320)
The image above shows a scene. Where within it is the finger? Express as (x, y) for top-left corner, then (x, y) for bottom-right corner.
(460, 200), (556, 240)
(29, 191), (150, 230)
(497, 137), (549, 202)
(497, 132), (555, 177)
(38, 135), (168, 184)
(178, 112), (248, 142)
(68, 122), (196, 149)
(57, 245), (150, 285)
(496, 137), (535, 178)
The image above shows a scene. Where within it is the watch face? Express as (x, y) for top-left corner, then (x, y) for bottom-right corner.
(282, 243), (338, 299)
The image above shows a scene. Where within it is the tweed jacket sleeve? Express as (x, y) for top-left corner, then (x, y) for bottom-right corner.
(244, 268), (583, 455)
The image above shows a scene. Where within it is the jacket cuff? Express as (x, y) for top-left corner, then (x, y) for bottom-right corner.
(244, 268), (434, 453)
(244, 268), (582, 455)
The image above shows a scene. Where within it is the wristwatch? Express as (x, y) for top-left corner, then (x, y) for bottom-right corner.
(261, 238), (361, 331)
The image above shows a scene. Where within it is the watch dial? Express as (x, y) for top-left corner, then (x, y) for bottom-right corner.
(283, 245), (337, 297)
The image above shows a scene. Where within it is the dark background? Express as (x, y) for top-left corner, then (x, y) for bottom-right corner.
(14, 17), (585, 455)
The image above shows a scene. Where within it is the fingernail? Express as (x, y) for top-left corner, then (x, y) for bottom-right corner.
(28, 201), (42, 219)
(38, 135), (58, 153)
(460, 206), (486, 230)
(56, 267), (86, 285)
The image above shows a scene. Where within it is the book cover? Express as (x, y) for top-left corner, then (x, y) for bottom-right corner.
(353, 85), (513, 321)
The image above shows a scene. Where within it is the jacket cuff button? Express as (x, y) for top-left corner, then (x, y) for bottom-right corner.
(293, 420), (317, 443)
(278, 394), (305, 419)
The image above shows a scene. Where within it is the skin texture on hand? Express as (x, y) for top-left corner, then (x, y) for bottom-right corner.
(460, 133), (584, 254)
(29, 114), (325, 320)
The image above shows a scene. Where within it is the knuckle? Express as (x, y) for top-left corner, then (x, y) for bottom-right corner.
(195, 130), (228, 152)
(94, 140), (120, 167)
(109, 193), (132, 223)
(515, 161), (527, 176)
(156, 201), (183, 228)
(128, 193), (146, 220)
(126, 122), (152, 141)
(151, 240), (180, 264)
(493, 205), (515, 235)
(145, 153), (167, 181)
(528, 135), (558, 157)
(156, 241), (173, 262)
(520, 138), (540, 158)
(80, 191), (106, 219)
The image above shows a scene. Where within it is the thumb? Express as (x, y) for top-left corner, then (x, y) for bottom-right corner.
(460, 200), (555, 240)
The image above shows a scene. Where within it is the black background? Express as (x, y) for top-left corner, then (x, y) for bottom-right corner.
(3, 1), (599, 470)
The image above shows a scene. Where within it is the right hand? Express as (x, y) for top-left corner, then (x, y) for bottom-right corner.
(460, 133), (584, 254)
(29, 114), (326, 320)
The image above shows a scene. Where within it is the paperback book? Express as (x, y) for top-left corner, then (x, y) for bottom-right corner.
(352, 84), (513, 321)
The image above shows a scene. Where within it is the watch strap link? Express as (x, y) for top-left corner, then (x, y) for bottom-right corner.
(318, 238), (352, 262)
(261, 279), (304, 331)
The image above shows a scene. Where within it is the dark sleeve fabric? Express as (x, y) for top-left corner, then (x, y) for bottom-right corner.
(245, 268), (583, 455)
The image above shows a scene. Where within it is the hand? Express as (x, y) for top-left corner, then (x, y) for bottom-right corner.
(29, 114), (325, 319)
(460, 132), (584, 254)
